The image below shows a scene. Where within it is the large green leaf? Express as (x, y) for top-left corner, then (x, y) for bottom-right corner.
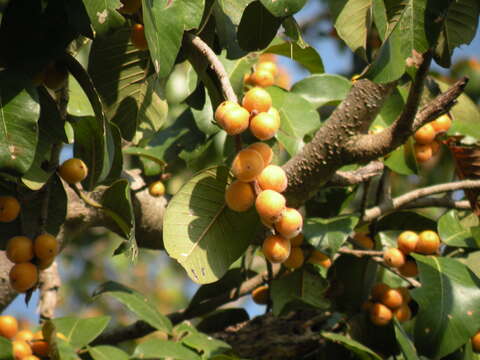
(367, 0), (432, 83)
(22, 89), (65, 190)
(260, 0), (307, 17)
(82, 0), (125, 36)
(291, 74), (351, 109)
(101, 179), (137, 258)
(181, 332), (231, 358)
(72, 116), (109, 190)
(303, 215), (359, 258)
(263, 40), (324, 74)
(267, 86), (320, 156)
(435, 0), (480, 67)
(411, 255), (480, 358)
(0, 337), (12, 360)
(0, 70), (40, 174)
(237, 1), (282, 52)
(88, 27), (167, 142)
(93, 281), (172, 333)
(53, 316), (111, 349)
(328, 0), (371, 60)
(89, 345), (129, 360)
(383, 138), (418, 175)
(133, 339), (201, 360)
(163, 166), (260, 284)
(438, 210), (480, 248)
(179, 132), (234, 173)
(322, 332), (382, 360)
(143, 0), (204, 77)
(213, 1), (253, 59)
(270, 269), (330, 316)
(393, 319), (419, 360)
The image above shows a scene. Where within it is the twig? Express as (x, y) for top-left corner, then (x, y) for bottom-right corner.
(359, 180), (371, 218)
(363, 179), (480, 222)
(69, 184), (102, 209)
(327, 161), (384, 187)
(185, 33), (237, 103)
(337, 247), (421, 287)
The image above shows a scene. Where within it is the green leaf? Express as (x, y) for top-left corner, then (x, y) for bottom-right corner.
(191, 94), (219, 136)
(88, 27), (168, 142)
(101, 179), (137, 258)
(93, 281), (172, 333)
(438, 210), (480, 248)
(237, 1), (282, 52)
(0, 337), (12, 360)
(282, 16), (308, 48)
(303, 215), (359, 258)
(322, 332), (382, 360)
(72, 116), (108, 190)
(264, 39), (324, 74)
(181, 332), (231, 358)
(220, 53), (258, 101)
(267, 86), (320, 156)
(163, 166), (260, 284)
(365, 33), (405, 83)
(0, 70), (40, 174)
(384, 138), (418, 175)
(260, 0), (307, 17)
(367, 0), (433, 82)
(89, 345), (129, 360)
(291, 74), (351, 109)
(133, 339), (201, 360)
(328, 0), (371, 60)
(197, 308), (249, 333)
(434, 0), (480, 67)
(393, 318), (419, 360)
(22, 89), (65, 190)
(143, 0), (204, 77)
(82, 0), (125, 36)
(270, 269), (330, 316)
(435, 78), (480, 139)
(179, 132), (234, 173)
(213, 1), (252, 59)
(376, 211), (436, 233)
(53, 316), (110, 349)
(411, 255), (480, 358)
(145, 109), (205, 167)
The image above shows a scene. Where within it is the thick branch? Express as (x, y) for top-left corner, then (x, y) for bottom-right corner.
(363, 179), (480, 222)
(283, 79), (396, 207)
(345, 52), (432, 161)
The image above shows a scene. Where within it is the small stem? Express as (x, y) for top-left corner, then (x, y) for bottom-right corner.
(359, 179), (371, 218)
(69, 184), (102, 209)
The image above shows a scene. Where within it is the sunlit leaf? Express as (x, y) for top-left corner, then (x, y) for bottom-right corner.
(164, 166), (260, 284)
(93, 281), (172, 333)
(411, 255), (480, 358)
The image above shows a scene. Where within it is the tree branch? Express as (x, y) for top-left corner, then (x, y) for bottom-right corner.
(184, 33), (237, 103)
(363, 179), (480, 222)
(327, 161), (384, 187)
(344, 52), (433, 161)
(283, 79), (396, 207)
(38, 261), (61, 322)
